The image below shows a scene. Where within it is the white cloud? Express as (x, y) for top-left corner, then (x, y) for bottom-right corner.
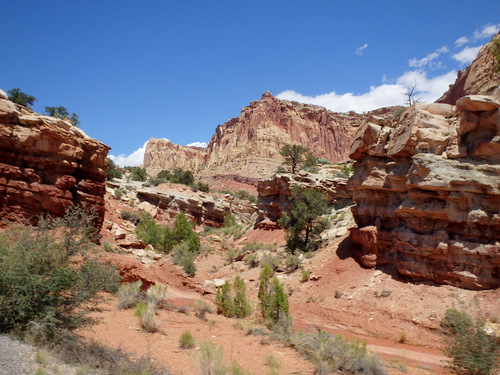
(455, 23), (500, 47)
(473, 23), (500, 40)
(452, 45), (482, 64)
(109, 141), (148, 167)
(277, 69), (457, 112)
(455, 36), (469, 47)
(409, 52), (439, 68)
(187, 141), (208, 148)
(355, 43), (368, 56)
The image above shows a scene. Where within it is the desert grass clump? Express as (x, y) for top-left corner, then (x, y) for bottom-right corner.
(117, 280), (143, 309)
(146, 283), (167, 307)
(291, 331), (387, 375)
(197, 341), (226, 375)
(300, 268), (310, 282)
(265, 354), (281, 375)
(134, 302), (161, 333)
(179, 330), (195, 349)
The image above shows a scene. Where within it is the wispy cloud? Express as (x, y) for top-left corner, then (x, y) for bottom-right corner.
(109, 141), (149, 167)
(408, 46), (448, 69)
(355, 43), (368, 56)
(187, 141), (208, 148)
(452, 45), (482, 64)
(455, 23), (500, 47)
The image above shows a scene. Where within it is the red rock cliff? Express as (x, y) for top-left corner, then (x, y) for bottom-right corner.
(144, 92), (373, 180)
(0, 89), (109, 229)
(348, 92), (500, 290)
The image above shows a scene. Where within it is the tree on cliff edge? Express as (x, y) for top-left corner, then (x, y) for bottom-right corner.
(280, 144), (308, 174)
(7, 88), (37, 108)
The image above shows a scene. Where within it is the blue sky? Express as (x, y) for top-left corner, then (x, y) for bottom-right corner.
(2, 1), (499, 166)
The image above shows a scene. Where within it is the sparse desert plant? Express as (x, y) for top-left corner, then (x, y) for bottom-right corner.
(441, 308), (500, 375)
(121, 210), (140, 225)
(146, 283), (167, 307)
(243, 253), (259, 268)
(265, 354), (281, 375)
(179, 330), (196, 349)
(197, 341), (226, 375)
(224, 213), (237, 227)
(194, 300), (214, 320)
(260, 252), (280, 270)
(301, 268), (310, 282)
(134, 301), (161, 333)
(114, 188), (123, 200)
(291, 331), (387, 375)
(117, 280), (143, 309)
(397, 331), (407, 344)
(286, 254), (300, 271)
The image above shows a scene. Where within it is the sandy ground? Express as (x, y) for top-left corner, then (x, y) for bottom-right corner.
(83, 188), (500, 375)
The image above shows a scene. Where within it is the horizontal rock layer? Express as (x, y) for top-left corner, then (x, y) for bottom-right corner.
(0, 89), (109, 229)
(348, 92), (500, 290)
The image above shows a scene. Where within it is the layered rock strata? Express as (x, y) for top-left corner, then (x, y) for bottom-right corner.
(348, 92), (500, 290)
(144, 92), (384, 180)
(257, 166), (352, 225)
(0, 89), (109, 229)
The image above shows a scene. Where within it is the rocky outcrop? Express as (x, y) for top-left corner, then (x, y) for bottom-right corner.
(135, 186), (256, 228)
(348, 91), (500, 290)
(257, 166), (352, 224)
(143, 138), (206, 177)
(438, 31), (500, 104)
(0, 89), (109, 229)
(144, 93), (386, 180)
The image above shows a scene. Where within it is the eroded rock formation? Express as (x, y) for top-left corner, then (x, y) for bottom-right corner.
(348, 91), (500, 290)
(144, 92), (382, 180)
(143, 138), (207, 177)
(438, 31), (500, 104)
(257, 166), (352, 224)
(0, 89), (109, 229)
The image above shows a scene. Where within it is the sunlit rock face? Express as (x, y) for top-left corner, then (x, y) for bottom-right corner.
(0, 89), (109, 229)
(437, 31), (500, 105)
(348, 92), (500, 290)
(144, 92), (396, 181)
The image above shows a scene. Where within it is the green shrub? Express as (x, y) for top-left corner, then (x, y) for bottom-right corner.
(146, 283), (167, 306)
(172, 242), (197, 277)
(291, 331), (387, 375)
(128, 167), (147, 181)
(0, 206), (119, 337)
(234, 190), (257, 203)
(116, 280), (143, 309)
(215, 281), (235, 318)
(302, 166), (318, 173)
(316, 158), (332, 165)
(278, 186), (329, 253)
(134, 302), (161, 333)
(441, 308), (500, 375)
(106, 158), (123, 180)
(337, 163), (354, 178)
(258, 265), (290, 327)
(243, 253), (259, 268)
(197, 341), (226, 375)
(232, 276), (252, 318)
(286, 254), (300, 271)
(114, 188), (123, 200)
(224, 213), (237, 227)
(192, 182), (210, 192)
(260, 252), (280, 270)
(135, 212), (174, 252)
(300, 268), (310, 282)
(280, 144), (308, 174)
(7, 88), (37, 108)
(121, 210), (140, 225)
(44, 106), (80, 126)
(179, 330), (195, 349)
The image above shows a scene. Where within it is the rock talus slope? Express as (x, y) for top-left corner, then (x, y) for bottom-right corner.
(348, 92), (500, 290)
(0, 89), (109, 229)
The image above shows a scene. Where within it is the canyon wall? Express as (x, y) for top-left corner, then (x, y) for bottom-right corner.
(143, 138), (207, 177)
(144, 92), (380, 180)
(0, 89), (109, 229)
(348, 92), (500, 290)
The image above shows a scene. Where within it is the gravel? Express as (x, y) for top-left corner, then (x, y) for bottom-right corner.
(0, 335), (77, 375)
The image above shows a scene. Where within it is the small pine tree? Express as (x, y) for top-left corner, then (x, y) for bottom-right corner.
(232, 276), (252, 318)
(215, 281), (234, 317)
(258, 264), (290, 326)
(280, 144), (308, 174)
